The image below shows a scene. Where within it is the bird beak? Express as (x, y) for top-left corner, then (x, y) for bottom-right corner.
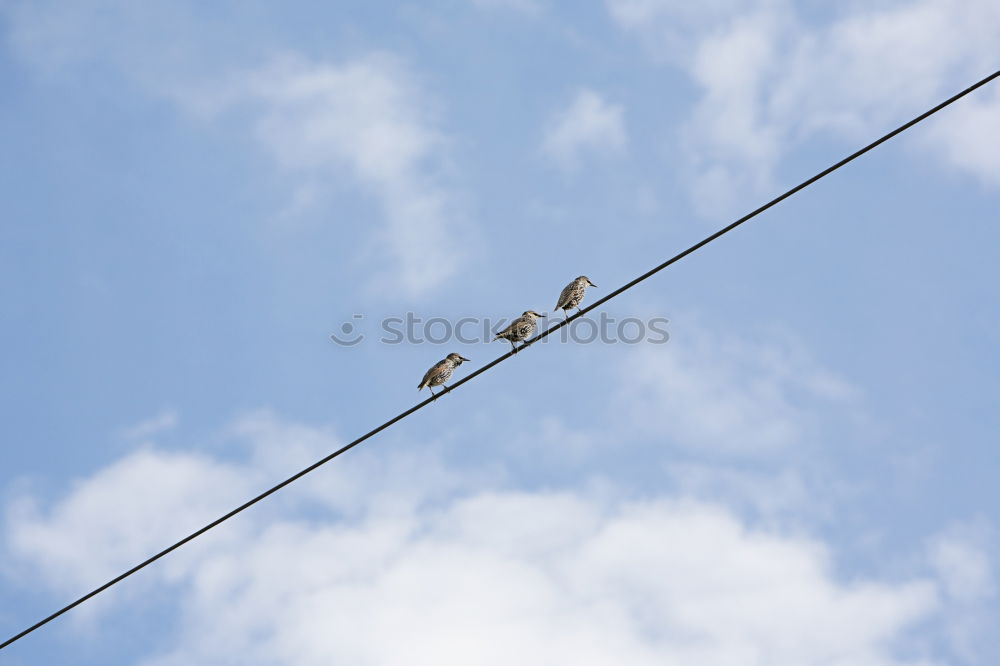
(588, 280), (597, 287)
(460, 356), (471, 362)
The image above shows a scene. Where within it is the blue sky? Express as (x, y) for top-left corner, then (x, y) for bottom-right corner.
(1, 0), (998, 663)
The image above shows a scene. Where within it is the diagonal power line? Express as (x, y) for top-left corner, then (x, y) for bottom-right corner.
(3, 68), (998, 651)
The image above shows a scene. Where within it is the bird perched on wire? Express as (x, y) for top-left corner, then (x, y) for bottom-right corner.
(554, 276), (597, 320)
(418, 353), (471, 398)
(494, 311), (545, 353)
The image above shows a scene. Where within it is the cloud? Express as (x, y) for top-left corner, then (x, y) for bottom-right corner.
(926, 522), (997, 662)
(119, 410), (180, 441)
(179, 53), (477, 299)
(1, 411), (490, 594)
(4, 416), (948, 665)
(923, 85), (1000, 188)
(606, 0), (1000, 216)
(613, 321), (858, 455)
(606, 0), (765, 66)
(542, 89), (628, 171)
(2, 3), (473, 298)
(663, 461), (814, 519)
(5, 448), (257, 592)
(142, 495), (939, 666)
(227, 54), (472, 297)
(929, 534), (995, 603)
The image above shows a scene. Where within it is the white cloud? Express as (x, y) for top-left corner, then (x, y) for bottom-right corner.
(119, 409), (179, 441)
(664, 461), (814, 518)
(926, 523), (998, 662)
(543, 89), (628, 171)
(228, 54), (472, 297)
(607, 0), (765, 66)
(606, 0), (1000, 216)
(924, 85), (1000, 187)
(4, 417), (947, 665)
(1, 411), (497, 589)
(3, 3), (473, 298)
(144, 495), (939, 666)
(614, 322), (858, 455)
(5, 448), (257, 592)
(930, 534), (994, 602)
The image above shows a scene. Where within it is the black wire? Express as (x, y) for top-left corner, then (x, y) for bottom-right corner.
(3, 68), (998, 652)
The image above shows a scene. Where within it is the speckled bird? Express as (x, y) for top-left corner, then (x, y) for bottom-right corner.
(418, 353), (470, 397)
(494, 310), (545, 353)
(554, 276), (597, 319)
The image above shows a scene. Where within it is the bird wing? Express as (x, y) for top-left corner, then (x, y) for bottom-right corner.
(494, 320), (517, 339)
(419, 360), (447, 388)
(555, 282), (575, 310)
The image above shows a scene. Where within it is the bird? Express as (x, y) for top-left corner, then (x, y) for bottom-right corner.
(494, 310), (545, 353)
(554, 276), (597, 320)
(418, 353), (470, 398)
